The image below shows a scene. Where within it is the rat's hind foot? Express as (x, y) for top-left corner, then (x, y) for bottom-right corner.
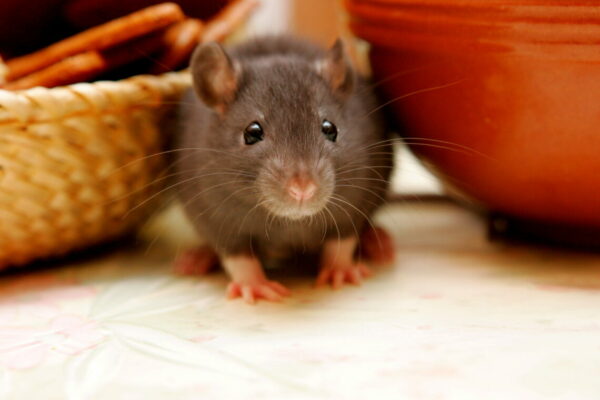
(173, 246), (219, 276)
(227, 280), (291, 304)
(316, 262), (372, 289)
(317, 236), (373, 289)
(360, 226), (395, 265)
(222, 255), (290, 304)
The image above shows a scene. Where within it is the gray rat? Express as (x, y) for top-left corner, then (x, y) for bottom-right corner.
(173, 35), (394, 303)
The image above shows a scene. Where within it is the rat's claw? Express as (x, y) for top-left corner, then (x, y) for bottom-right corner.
(257, 285), (282, 302)
(349, 268), (362, 285)
(316, 263), (372, 289)
(333, 269), (345, 289)
(226, 280), (290, 304)
(226, 282), (240, 299)
(241, 286), (255, 304)
(270, 281), (291, 296)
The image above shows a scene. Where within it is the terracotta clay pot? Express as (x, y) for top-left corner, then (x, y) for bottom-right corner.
(354, 0), (600, 6)
(345, 0), (600, 229)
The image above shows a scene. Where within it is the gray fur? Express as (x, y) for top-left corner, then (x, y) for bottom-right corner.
(174, 36), (393, 259)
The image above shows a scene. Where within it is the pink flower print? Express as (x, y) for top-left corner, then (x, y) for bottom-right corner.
(0, 301), (60, 324)
(48, 315), (104, 355)
(0, 314), (104, 370)
(0, 273), (94, 325)
(190, 335), (216, 343)
(39, 285), (96, 301)
(0, 327), (49, 370)
(273, 345), (353, 364)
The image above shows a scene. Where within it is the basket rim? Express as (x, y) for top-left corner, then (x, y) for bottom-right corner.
(0, 69), (190, 95)
(0, 71), (191, 126)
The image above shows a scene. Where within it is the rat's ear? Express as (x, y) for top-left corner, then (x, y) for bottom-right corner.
(317, 39), (354, 98)
(190, 42), (239, 112)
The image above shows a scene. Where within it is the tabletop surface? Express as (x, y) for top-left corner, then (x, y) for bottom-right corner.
(1, 201), (599, 400)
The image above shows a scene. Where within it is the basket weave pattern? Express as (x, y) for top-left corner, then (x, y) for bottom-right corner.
(0, 72), (190, 268)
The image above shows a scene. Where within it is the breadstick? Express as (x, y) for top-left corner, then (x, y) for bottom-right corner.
(202, 0), (259, 43)
(4, 29), (167, 90)
(0, 56), (7, 85)
(150, 18), (204, 74)
(5, 3), (185, 81)
(3, 51), (107, 90)
(4, 20), (205, 90)
(100, 29), (169, 71)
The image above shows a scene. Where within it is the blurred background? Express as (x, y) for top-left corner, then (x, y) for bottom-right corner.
(247, 0), (339, 45)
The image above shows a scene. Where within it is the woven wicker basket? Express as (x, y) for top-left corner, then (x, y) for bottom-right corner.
(0, 0), (258, 269)
(0, 72), (190, 268)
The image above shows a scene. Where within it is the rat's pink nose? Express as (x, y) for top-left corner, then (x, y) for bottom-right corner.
(287, 177), (317, 202)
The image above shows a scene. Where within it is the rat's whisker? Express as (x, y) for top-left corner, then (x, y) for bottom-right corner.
(124, 174), (250, 220)
(360, 63), (437, 93)
(206, 184), (257, 220)
(108, 170), (254, 206)
(238, 199), (268, 238)
(196, 187), (256, 233)
(327, 200), (360, 241)
(266, 208), (277, 241)
(368, 145), (476, 159)
(330, 194), (378, 232)
(110, 147), (250, 177)
(318, 209), (328, 243)
(322, 204), (341, 263)
(361, 79), (466, 119)
(336, 164), (391, 179)
(330, 194), (383, 253)
(358, 137), (496, 161)
(184, 179), (251, 212)
(336, 184), (388, 204)
(122, 175), (220, 219)
(336, 176), (391, 185)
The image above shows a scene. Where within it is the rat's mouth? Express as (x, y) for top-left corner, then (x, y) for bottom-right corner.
(259, 193), (331, 220)
(257, 176), (334, 220)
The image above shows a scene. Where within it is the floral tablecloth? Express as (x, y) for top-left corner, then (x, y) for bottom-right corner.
(1, 202), (599, 399)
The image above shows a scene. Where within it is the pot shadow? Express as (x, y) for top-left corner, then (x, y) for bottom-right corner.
(387, 200), (600, 293)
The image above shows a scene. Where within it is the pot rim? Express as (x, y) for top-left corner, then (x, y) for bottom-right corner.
(351, 0), (600, 7)
(346, 6), (600, 45)
(350, 20), (600, 61)
(345, 0), (600, 25)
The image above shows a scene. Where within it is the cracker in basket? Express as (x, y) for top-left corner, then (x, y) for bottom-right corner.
(5, 2), (185, 81)
(202, 0), (259, 43)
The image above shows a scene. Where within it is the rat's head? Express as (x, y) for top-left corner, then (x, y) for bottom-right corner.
(190, 38), (358, 220)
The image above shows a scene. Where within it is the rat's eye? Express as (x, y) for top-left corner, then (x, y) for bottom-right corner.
(244, 122), (263, 145)
(321, 120), (337, 142)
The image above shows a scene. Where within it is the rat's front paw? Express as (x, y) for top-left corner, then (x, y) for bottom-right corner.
(227, 280), (291, 304)
(316, 262), (373, 289)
